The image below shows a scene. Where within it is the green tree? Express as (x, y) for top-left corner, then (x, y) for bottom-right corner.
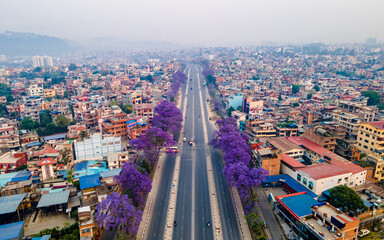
(307, 93), (313, 100)
(33, 67), (42, 72)
(67, 169), (73, 183)
(39, 110), (53, 127)
(292, 84), (301, 94)
(64, 91), (69, 98)
(68, 63), (77, 71)
(227, 106), (235, 117)
(246, 212), (263, 236)
(79, 130), (88, 140)
(0, 83), (14, 102)
(328, 185), (366, 212)
(0, 104), (8, 117)
(69, 104), (75, 118)
(278, 94), (282, 101)
(313, 85), (320, 92)
(292, 102), (300, 107)
(20, 117), (39, 130)
(122, 104), (133, 114)
(362, 91), (381, 106)
(55, 115), (71, 128)
(15, 165), (28, 171)
(110, 100), (119, 107)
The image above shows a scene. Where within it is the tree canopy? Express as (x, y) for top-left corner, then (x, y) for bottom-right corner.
(362, 91), (381, 106)
(55, 115), (71, 128)
(292, 84), (301, 94)
(68, 63), (77, 71)
(152, 100), (183, 134)
(328, 185), (366, 213)
(0, 83), (14, 102)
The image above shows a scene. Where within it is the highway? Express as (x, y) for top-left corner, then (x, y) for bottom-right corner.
(146, 65), (241, 240)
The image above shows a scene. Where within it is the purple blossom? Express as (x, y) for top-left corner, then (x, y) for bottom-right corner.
(152, 100), (183, 134)
(115, 162), (152, 209)
(202, 68), (214, 78)
(130, 127), (175, 167)
(95, 192), (142, 235)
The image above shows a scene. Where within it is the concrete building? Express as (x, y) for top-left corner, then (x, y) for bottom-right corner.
(107, 151), (130, 170)
(32, 55), (53, 68)
(0, 126), (20, 153)
(252, 147), (281, 175)
(74, 134), (122, 160)
(0, 152), (28, 173)
(43, 89), (56, 98)
(303, 124), (345, 152)
(332, 110), (362, 140)
(37, 158), (56, 180)
(121, 91), (142, 106)
(28, 83), (44, 97)
(100, 113), (131, 139)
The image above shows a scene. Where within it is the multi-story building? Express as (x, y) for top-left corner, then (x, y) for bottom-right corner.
(0, 152), (28, 173)
(43, 89), (56, 98)
(303, 124), (345, 152)
(275, 122), (299, 137)
(252, 147), (281, 175)
(0, 126), (20, 153)
(107, 151), (130, 170)
(245, 119), (277, 138)
(100, 113), (131, 139)
(356, 121), (384, 181)
(32, 55), (53, 68)
(74, 133), (122, 160)
(28, 83), (44, 97)
(134, 103), (154, 120)
(331, 110), (361, 140)
(121, 91), (142, 106)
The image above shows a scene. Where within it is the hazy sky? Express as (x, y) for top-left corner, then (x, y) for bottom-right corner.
(1, 0), (383, 46)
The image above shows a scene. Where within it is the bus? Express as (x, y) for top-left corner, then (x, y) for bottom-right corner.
(165, 146), (178, 153)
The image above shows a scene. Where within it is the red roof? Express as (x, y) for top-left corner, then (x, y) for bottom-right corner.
(366, 121), (384, 130)
(288, 137), (365, 175)
(37, 158), (56, 166)
(299, 164), (350, 180)
(281, 153), (305, 168)
(33, 146), (59, 157)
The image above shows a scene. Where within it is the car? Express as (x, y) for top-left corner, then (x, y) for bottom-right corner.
(358, 229), (370, 237)
(190, 87), (193, 90)
(174, 221), (177, 227)
(207, 221), (211, 227)
(263, 221), (267, 228)
(183, 137), (186, 142)
(190, 78), (192, 81)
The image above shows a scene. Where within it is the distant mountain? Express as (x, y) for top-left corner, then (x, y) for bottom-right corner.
(0, 31), (77, 56)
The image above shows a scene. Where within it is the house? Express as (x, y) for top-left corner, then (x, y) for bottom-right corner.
(0, 152), (28, 174)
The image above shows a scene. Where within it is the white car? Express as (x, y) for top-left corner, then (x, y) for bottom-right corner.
(183, 137), (186, 142)
(358, 229), (370, 237)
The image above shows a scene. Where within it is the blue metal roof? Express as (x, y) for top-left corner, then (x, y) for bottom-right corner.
(26, 141), (41, 148)
(0, 193), (27, 215)
(362, 199), (373, 208)
(10, 170), (31, 182)
(32, 235), (51, 240)
(73, 161), (87, 172)
(37, 190), (70, 208)
(0, 221), (24, 239)
(79, 174), (101, 190)
(280, 193), (320, 217)
(264, 174), (317, 198)
(44, 134), (66, 141)
(100, 168), (122, 179)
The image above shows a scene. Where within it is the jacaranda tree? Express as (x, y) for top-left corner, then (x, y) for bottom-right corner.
(115, 162), (152, 209)
(168, 70), (187, 99)
(95, 192), (142, 235)
(130, 127), (175, 168)
(152, 100), (183, 135)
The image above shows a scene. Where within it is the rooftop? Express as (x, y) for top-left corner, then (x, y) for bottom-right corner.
(281, 153), (305, 168)
(277, 192), (320, 218)
(299, 164), (350, 180)
(0, 193), (27, 215)
(37, 190), (70, 208)
(0, 221), (24, 240)
(365, 121), (384, 130)
(267, 137), (304, 152)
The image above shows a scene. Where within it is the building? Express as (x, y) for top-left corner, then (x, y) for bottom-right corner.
(252, 147), (281, 175)
(303, 124), (345, 152)
(43, 89), (56, 98)
(356, 121), (384, 181)
(100, 113), (131, 138)
(245, 120), (277, 138)
(332, 111), (361, 140)
(107, 151), (129, 170)
(37, 158), (56, 180)
(74, 134), (122, 160)
(133, 103), (154, 120)
(0, 125), (20, 153)
(275, 122), (299, 137)
(0, 152), (28, 173)
(28, 83), (44, 97)
(121, 91), (142, 106)
(274, 191), (359, 240)
(32, 55), (53, 68)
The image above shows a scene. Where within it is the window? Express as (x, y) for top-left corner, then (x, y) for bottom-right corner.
(308, 181), (313, 190)
(297, 174), (301, 182)
(338, 179), (342, 183)
(82, 230), (86, 234)
(303, 177), (307, 185)
(87, 228), (90, 233)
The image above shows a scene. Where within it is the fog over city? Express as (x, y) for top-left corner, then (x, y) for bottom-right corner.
(1, 0), (384, 46)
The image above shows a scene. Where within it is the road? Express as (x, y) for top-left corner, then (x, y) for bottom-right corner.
(146, 65), (241, 240)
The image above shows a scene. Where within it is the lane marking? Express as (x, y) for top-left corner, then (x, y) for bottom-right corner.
(197, 67), (223, 240)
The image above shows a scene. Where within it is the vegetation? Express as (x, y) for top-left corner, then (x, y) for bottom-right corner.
(292, 84), (301, 94)
(313, 85), (320, 92)
(328, 185), (366, 212)
(227, 106), (235, 117)
(292, 102), (300, 107)
(363, 91), (381, 106)
(0, 83), (14, 102)
(33, 222), (79, 240)
(55, 115), (71, 128)
(122, 104), (133, 114)
(246, 212), (266, 238)
(79, 130), (88, 140)
(68, 63), (78, 71)
(15, 165), (28, 171)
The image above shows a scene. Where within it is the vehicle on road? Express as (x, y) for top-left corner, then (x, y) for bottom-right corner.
(207, 221), (211, 227)
(263, 221), (267, 228)
(190, 87), (192, 90)
(189, 137), (195, 145)
(357, 229), (370, 237)
(174, 221), (177, 227)
(190, 78), (192, 81)
(183, 137), (186, 142)
(165, 146), (178, 153)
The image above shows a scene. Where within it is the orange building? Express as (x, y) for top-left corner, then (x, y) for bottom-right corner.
(101, 113), (131, 138)
(252, 148), (281, 175)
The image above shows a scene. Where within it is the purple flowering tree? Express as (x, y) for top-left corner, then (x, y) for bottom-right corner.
(168, 71), (187, 99)
(130, 127), (175, 168)
(152, 100), (183, 134)
(115, 162), (152, 209)
(95, 192), (142, 235)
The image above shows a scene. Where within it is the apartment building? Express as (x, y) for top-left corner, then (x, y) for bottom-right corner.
(133, 103), (154, 120)
(100, 113), (131, 138)
(303, 124), (345, 152)
(275, 122), (299, 137)
(121, 91), (142, 106)
(356, 121), (384, 181)
(28, 83), (44, 97)
(252, 147), (281, 175)
(0, 126), (20, 153)
(331, 110), (361, 140)
(43, 89), (56, 98)
(0, 152), (28, 173)
(74, 133), (122, 160)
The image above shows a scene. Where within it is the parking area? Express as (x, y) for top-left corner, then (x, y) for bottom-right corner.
(24, 211), (76, 236)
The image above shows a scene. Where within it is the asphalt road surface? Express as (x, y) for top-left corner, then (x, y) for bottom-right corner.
(146, 65), (241, 240)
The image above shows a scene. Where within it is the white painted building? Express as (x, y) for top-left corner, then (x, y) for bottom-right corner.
(74, 133), (122, 160)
